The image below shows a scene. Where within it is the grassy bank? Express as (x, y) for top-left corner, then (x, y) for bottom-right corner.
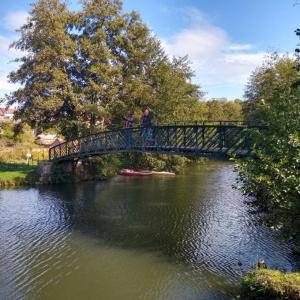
(0, 163), (36, 188)
(0, 154), (201, 187)
(240, 269), (300, 299)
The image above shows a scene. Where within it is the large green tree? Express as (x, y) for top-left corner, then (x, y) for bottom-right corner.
(238, 54), (300, 249)
(8, 0), (204, 137)
(77, 0), (204, 127)
(243, 53), (298, 123)
(75, 0), (126, 130)
(8, 0), (79, 138)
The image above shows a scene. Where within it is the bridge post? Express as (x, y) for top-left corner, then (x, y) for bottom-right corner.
(202, 127), (205, 148)
(219, 126), (226, 149)
(242, 129), (251, 155)
(194, 126), (198, 148)
(49, 148), (53, 160)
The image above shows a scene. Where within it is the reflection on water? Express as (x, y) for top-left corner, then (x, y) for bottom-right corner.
(0, 161), (297, 300)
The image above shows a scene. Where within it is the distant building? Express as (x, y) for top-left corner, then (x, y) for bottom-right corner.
(0, 107), (16, 122)
(36, 134), (64, 147)
(36, 134), (58, 146)
(49, 138), (64, 148)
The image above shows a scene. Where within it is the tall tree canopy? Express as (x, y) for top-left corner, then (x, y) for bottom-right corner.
(8, 0), (204, 138)
(238, 53), (300, 248)
(243, 53), (298, 123)
(8, 0), (78, 137)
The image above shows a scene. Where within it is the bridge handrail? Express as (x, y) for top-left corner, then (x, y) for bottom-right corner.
(49, 121), (267, 161)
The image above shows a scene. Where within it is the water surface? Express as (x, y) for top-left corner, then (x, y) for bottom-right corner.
(0, 161), (297, 300)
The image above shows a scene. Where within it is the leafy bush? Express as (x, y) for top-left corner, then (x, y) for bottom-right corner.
(0, 122), (35, 145)
(90, 156), (120, 180)
(237, 55), (300, 250)
(0, 121), (48, 163)
(240, 269), (300, 300)
(123, 153), (191, 173)
(0, 145), (48, 163)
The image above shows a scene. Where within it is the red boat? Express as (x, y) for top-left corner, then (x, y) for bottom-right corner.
(119, 169), (153, 176)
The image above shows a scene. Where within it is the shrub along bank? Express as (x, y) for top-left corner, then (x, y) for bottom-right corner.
(45, 153), (196, 184)
(240, 269), (300, 300)
(0, 152), (198, 187)
(237, 53), (300, 300)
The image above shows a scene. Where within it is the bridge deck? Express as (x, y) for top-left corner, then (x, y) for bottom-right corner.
(49, 122), (262, 161)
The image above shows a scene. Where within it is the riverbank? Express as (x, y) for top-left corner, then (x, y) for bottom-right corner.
(0, 163), (36, 188)
(240, 269), (300, 299)
(0, 154), (198, 187)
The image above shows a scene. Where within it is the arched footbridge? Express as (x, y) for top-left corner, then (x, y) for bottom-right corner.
(49, 121), (265, 161)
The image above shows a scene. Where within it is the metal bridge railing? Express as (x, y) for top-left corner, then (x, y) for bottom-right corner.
(49, 122), (265, 161)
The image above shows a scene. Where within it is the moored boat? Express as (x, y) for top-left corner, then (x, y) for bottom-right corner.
(119, 169), (153, 176)
(152, 171), (176, 176)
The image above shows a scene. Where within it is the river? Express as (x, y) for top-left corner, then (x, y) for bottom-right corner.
(0, 160), (297, 300)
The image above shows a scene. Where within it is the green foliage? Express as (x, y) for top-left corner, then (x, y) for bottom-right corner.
(14, 124), (36, 144)
(49, 156), (120, 184)
(240, 269), (300, 300)
(0, 121), (35, 145)
(8, 0), (205, 138)
(1, 122), (15, 142)
(237, 54), (300, 248)
(5, 0), (245, 177)
(90, 156), (120, 179)
(206, 99), (244, 121)
(0, 146), (48, 163)
(244, 53), (298, 123)
(7, 0), (79, 138)
(0, 121), (46, 163)
(123, 153), (191, 173)
(49, 162), (75, 184)
(6, 0), (243, 133)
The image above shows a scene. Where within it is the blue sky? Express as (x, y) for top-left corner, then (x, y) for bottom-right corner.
(0, 0), (299, 100)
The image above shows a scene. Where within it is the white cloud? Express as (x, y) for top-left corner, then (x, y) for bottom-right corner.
(0, 35), (11, 53)
(0, 9), (30, 97)
(228, 44), (253, 51)
(0, 71), (20, 98)
(0, 34), (24, 57)
(0, 34), (23, 97)
(4, 11), (29, 31)
(0, 8), (269, 99)
(161, 8), (267, 98)
(0, 76), (15, 90)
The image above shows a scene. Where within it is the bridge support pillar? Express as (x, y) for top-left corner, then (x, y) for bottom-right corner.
(37, 160), (76, 184)
(37, 159), (103, 184)
(36, 161), (54, 184)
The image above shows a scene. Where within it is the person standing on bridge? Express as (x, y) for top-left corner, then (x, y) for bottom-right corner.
(123, 112), (134, 148)
(140, 108), (152, 145)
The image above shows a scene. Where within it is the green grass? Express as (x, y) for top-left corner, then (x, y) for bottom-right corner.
(0, 170), (29, 180)
(240, 269), (300, 299)
(0, 163), (36, 187)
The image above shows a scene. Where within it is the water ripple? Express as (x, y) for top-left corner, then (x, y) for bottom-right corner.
(0, 161), (298, 300)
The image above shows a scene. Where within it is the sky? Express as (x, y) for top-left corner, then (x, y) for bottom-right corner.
(0, 0), (299, 100)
